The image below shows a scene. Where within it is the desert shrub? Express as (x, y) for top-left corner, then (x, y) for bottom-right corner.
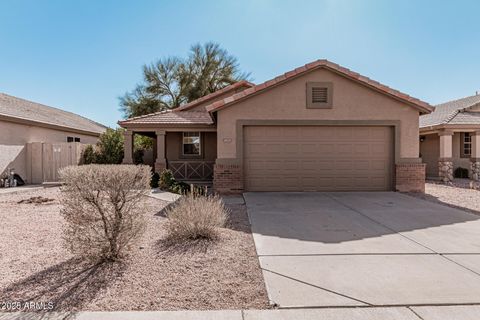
(165, 194), (229, 241)
(170, 181), (190, 194)
(81, 128), (125, 165)
(95, 128), (125, 164)
(159, 169), (202, 194)
(159, 169), (176, 189)
(454, 167), (469, 179)
(59, 164), (151, 261)
(81, 144), (97, 164)
(150, 172), (160, 188)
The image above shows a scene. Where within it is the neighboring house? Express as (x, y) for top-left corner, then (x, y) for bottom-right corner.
(420, 94), (480, 181)
(119, 59), (432, 193)
(0, 93), (106, 183)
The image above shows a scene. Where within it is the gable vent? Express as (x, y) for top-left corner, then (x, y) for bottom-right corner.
(311, 87), (328, 103)
(306, 82), (333, 108)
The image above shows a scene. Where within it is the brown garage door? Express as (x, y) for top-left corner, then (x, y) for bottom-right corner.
(244, 126), (393, 191)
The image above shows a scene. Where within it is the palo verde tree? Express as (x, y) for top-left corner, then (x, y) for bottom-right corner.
(120, 42), (249, 118)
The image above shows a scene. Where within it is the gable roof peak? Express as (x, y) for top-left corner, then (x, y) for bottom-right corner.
(205, 59), (433, 114)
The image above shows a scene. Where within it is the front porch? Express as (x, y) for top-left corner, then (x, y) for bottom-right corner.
(420, 129), (480, 182)
(122, 129), (216, 182)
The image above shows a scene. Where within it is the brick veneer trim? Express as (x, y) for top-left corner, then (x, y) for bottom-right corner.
(395, 163), (426, 193)
(213, 163), (244, 194)
(154, 162), (167, 173)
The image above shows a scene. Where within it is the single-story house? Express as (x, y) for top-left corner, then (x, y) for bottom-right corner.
(0, 93), (106, 183)
(420, 94), (480, 181)
(119, 59), (433, 193)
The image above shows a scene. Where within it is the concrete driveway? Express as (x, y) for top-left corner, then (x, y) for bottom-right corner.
(244, 192), (480, 308)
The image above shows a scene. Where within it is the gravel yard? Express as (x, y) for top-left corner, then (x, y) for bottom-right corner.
(0, 187), (269, 312)
(409, 180), (480, 214)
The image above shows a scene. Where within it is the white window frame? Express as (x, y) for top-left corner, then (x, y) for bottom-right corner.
(182, 132), (201, 156)
(462, 132), (472, 157)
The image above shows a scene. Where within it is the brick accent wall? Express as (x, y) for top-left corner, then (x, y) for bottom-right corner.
(213, 163), (244, 194)
(154, 162), (167, 173)
(395, 163), (426, 193)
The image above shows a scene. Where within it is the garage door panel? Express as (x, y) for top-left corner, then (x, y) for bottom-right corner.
(370, 127), (390, 139)
(244, 126), (393, 191)
(371, 160), (389, 170)
(265, 144), (283, 154)
(318, 143), (335, 153)
(284, 144), (299, 153)
(337, 128), (354, 139)
(371, 143), (389, 154)
(336, 144), (354, 154)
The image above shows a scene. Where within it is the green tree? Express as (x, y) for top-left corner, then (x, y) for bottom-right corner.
(82, 129), (156, 165)
(96, 128), (125, 164)
(82, 128), (125, 165)
(120, 42), (249, 118)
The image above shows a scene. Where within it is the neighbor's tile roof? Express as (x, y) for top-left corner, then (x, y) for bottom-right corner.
(119, 110), (214, 125)
(0, 93), (106, 134)
(205, 59), (433, 114)
(420, 94), (480, 128)
(175, 80), (254, 111)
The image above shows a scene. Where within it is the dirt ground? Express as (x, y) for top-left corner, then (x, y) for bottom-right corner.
(0, 187), (269, 312)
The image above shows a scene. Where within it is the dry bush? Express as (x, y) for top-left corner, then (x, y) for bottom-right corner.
(165, 194), (229, 241)
(59, 164), (151, 261)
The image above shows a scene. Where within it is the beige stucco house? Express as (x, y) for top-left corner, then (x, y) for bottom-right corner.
(420, 94), (480, 181)
(0, 93), (106, 183)
(119, 59), (432, 193)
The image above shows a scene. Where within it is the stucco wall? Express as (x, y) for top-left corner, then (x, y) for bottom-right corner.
(420, 133), (439, 177)
(216, 68), (420, 161)
(0, 119), (99, 181)
(165, 131), (217, 161)
(420, 132), (471, 178)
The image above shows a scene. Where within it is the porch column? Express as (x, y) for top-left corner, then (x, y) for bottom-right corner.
(470, 131), (480, 181)
(155, 130), (167, 173)
(438, 130), (453, 182)
(122, 130), (133, 164)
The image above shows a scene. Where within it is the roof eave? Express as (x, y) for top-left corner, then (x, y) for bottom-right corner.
(206, 63), (433, 114)
(175, 80), (255, 112)
(0, 113), (104, 136)
(420, 123), (480, 132)
(118, 121), (216, 129)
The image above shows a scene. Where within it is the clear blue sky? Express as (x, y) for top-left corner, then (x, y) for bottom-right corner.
(1, 0), (479, 128)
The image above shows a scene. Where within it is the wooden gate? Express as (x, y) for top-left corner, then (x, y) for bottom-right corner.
(26, 142), (85, 183)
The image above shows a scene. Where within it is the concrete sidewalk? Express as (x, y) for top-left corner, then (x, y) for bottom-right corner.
(2, 306), (480, 319)
(148, 189), (181, 202)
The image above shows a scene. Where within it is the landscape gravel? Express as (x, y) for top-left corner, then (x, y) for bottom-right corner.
(0, 187), (269, 311)
(408, 180), (480, 214)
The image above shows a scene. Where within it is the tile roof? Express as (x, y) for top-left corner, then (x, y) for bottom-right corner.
(118, 110), (214, 125)
(0, 93), (106, 134)
(175, 80), (254, 111)
(420, 94), (480, 128)
(205, 59), (433, 114)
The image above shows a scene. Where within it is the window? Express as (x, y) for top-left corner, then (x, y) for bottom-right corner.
(461, 132), (472, 158)
(306, 82), (333, 108)
(67, 136), (81, 143)
(182, 132), (201, 156)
